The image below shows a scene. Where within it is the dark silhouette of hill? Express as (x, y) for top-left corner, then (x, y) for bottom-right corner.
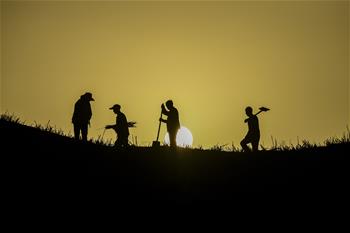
(2, 118), (349, 206)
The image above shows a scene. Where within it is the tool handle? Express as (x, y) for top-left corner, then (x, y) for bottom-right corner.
(156, 112), (163, 141)
(255, 110), (263, 116)
(101, 128), (106, 140)
(245, 110), (263, 122)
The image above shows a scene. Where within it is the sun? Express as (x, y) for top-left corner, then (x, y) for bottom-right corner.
(164, 126), (193, 147)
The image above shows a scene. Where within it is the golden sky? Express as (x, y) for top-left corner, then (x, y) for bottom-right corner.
(1, 0), (349, 148)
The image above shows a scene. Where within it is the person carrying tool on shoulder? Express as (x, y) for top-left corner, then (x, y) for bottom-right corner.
(240, 106), (269, 152)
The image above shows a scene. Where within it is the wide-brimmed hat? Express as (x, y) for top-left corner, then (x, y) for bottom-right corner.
(83, 92), (94, 101)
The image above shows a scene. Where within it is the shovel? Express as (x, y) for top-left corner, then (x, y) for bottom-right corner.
(255, 107), (270, 116)
(245, 107), (270, 122)
(152, 112), (163, 147)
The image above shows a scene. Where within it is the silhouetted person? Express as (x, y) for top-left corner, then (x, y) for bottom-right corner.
(106, 104), (130, 148)
(241, 106), (260, 152)
(159, 100), (180, 148)
(72, 92), (94, 141)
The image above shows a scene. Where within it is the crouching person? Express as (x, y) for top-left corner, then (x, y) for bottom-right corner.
(106, 104), (135, 148)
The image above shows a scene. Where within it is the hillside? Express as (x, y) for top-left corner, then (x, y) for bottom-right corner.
(1, 118), (349, 204)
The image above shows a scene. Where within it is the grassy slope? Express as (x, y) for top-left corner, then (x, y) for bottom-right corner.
(1, 118), (349, 204)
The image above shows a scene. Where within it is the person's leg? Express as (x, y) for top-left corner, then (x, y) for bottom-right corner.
(122, 136), (129, 147)
(169, 130), (177, 148)
(240, 136), (251, 152)
(114, 137), (121, 147)
(74, 124), (80, 140)
(81, 124), (88, 141)
(252, 135), (260, 152)
(252, 140), (259, 152)
(114, 139), (118, 147)
(115, 134), (126, 147)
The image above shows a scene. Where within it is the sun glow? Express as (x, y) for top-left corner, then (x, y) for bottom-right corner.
(164, 126), (193, 147)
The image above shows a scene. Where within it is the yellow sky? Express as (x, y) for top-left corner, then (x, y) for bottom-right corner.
(1, 1), (349, 148)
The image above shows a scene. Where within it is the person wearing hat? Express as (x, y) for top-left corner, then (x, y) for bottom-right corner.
(159, 100), (180, 148)
(72, 92), (94, 141)
(105, 104), (130, 148)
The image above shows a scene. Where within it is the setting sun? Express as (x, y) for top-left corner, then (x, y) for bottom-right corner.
(164, 126), (193, 148)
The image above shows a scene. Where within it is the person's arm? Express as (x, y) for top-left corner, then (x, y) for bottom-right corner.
(128, 121), (137, 127)
(72, 102), (78, 123)
(161, 104), (169, 116)
(72, 109), (76, 123)
(105, 124), (117, 130)
(88, 104), (92, 123)
(159, 118), (167, 123)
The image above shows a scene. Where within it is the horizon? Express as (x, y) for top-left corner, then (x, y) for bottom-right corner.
(1, 1), (349, 148)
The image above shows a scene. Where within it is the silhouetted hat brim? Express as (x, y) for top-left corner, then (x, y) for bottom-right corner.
(83, 93), (94, 101)
(109, 106), (119, 110)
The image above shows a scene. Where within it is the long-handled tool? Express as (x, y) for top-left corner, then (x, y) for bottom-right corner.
(101, 128), (106, 141)
(152, 112), (163, 147)
(255, 107), (270, 116)
(96, 127), (107, 142)
(245, 107), (270, 122)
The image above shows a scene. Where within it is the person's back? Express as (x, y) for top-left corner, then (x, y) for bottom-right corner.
(116, 111), (129, 137)
(241, 106), (260, 152)
(72, 98), (92, 124)
(166, 107), (180, 132)
(106, 104), (130, 148)
(160, 100), (180, 148)
(247, 114), (259, 137)
(72, 92), (94, 141)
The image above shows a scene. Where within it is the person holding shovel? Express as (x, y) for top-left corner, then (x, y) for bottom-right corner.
(159, 100), (180, 148)
(105, 104), (135, 148)
(240, 106), (261, 152)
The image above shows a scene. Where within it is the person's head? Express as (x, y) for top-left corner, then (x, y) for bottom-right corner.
(245, 106), (253, 117)
(82, 92), (94, 102)
(165, 100), (174, 109)
(109, 104), (121, 114)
